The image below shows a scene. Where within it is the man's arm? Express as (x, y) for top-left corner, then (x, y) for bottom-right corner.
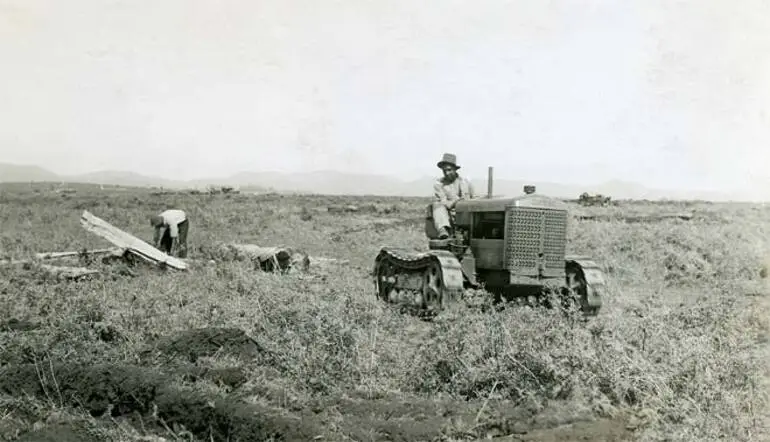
(168, 223), (179, 254)
(153, 226), (165, 247)
(433, 181), (449, 205)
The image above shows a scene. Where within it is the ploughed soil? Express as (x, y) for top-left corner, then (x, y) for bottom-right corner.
(140, 326), (275, 363)
(0, 326), (637, 441)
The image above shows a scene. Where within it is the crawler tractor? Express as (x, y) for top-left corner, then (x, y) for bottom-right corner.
(372, 167), (607, 316)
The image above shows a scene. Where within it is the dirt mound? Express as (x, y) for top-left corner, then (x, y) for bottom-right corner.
(0, 363), (325, 441)
(144, 327), (272, 363)
(0, 363), (158, 417)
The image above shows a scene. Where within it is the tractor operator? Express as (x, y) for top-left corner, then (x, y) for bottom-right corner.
(150, 209), (189, 258)
(432, 153), (475, 239)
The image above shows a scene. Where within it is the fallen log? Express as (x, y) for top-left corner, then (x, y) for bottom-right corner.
(188, 253), (347, 271)
(328, 205), (360, 213)
(80, 210), (188, 271)
(310, 256), (350, 265)
(215, 243), (310, 272)
(576, 212), (694, 223)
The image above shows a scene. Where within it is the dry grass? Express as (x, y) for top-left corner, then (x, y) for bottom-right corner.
(0, 183), (768, 441)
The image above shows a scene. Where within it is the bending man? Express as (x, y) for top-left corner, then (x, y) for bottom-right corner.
(150, 209), (189, 258)
(432, 153), (475, 239)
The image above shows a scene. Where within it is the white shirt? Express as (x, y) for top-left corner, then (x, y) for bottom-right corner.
(159, 209), (186, 237)
(433, 176), (475, 203)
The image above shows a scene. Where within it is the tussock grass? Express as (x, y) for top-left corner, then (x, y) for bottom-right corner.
(0, 185), (768, 441)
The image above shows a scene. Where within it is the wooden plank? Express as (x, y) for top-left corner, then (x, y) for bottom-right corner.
(1, 248), (124, 266)
(79, 210), (188, 270)
(35, 248), (122, 260)
(0, 259), (99, 280)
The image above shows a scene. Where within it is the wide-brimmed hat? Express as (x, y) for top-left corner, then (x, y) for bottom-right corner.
(437, 153), (460, 170)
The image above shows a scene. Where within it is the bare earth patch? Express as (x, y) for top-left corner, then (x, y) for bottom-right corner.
(0, 358), (638, 441)
(0, 362), (328, 441)
(0, 359), (640, 441)
(315, 392), (636, 441)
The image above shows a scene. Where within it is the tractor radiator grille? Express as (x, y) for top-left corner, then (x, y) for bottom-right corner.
(505, 207), (567, 276)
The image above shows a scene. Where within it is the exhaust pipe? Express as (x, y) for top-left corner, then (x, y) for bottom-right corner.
(487, 166), (494, 198)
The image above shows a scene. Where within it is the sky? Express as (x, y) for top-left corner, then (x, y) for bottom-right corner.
(1, 0), (769, 198)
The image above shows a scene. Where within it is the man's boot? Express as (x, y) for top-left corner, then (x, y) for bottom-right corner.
(431, 203), (452, 240)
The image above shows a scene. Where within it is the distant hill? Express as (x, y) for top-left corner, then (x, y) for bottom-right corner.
(0, 162), (748, 201)
(73, 170), (177, 188)
(0, 163), (60, 182)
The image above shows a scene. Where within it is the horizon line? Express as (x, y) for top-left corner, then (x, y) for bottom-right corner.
(0, 160), (723, 191)
(0, 179), (764, 204)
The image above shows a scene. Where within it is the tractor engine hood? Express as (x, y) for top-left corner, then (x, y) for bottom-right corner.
(454, 193), (569, 214)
